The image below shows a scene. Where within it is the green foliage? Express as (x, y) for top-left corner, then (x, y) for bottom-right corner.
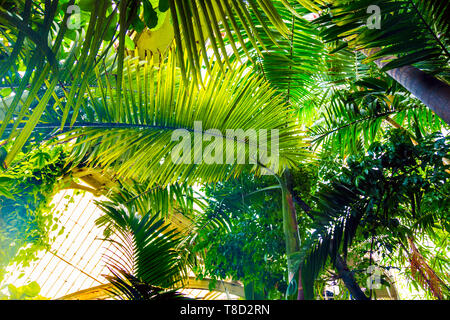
(248, 2), (325, 105)
(129, 0), (168, 33)
(300, 129), (450, 298)
(96, 181), (199, 238)
(0, 0), (118, 165)
(0, 281), (47, 300)
(104, 269), (186, 300)
(193, 168), (316, 299)
(60, 53), (308, 187)
(94, 184), (194, 299)
(1, 0), (449, 301)
(0, 144), (68, 283)
(167, 0), (290, 84)
(316, 0), (450, 76)
(310, 74), (447, 157)
(96, 203), (187, 289)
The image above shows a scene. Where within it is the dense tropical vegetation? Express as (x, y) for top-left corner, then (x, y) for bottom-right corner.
(0, 0), (449, 300)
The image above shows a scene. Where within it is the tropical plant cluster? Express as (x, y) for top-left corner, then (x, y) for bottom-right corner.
(0, 0), (449, 300)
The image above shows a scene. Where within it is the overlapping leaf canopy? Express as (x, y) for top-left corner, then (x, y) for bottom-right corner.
(0, 0), (449, 301)
(56, 51), (308, 187)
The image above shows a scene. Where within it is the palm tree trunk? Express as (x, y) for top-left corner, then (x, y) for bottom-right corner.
(383, 65), (450, 124)
(281, 172), (304, 300)
(363, 49), (450, 124)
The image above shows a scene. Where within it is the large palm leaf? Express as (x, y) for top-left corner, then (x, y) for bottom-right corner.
(94, 180), (200, 299)
(0, 0), (67, 165)
(96, 180), (202, 239)
(253, 2), (325, 104)
(228, 2), (375, 129)
(56, 50), (309, 187)
(96, 198), (188, 292)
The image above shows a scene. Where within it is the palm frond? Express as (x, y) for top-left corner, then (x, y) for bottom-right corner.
(0, 0), (66, 165)
(309, 83), (392, 155)
(104, 267), (187, 300)
(96, 180), (201, 236)
(167, 0), (291, 83)
(309, 75), (447, 156)
(298, 180), (365, 299)
(408, 236), (449, 300)
(292, 0), (329, 13)
(0, 0), (117, 166)
(57, 50), (309, 187)
(316, 0), (450, 76)
(258, 2), (325, 104)
(96, 199), (188, 289)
